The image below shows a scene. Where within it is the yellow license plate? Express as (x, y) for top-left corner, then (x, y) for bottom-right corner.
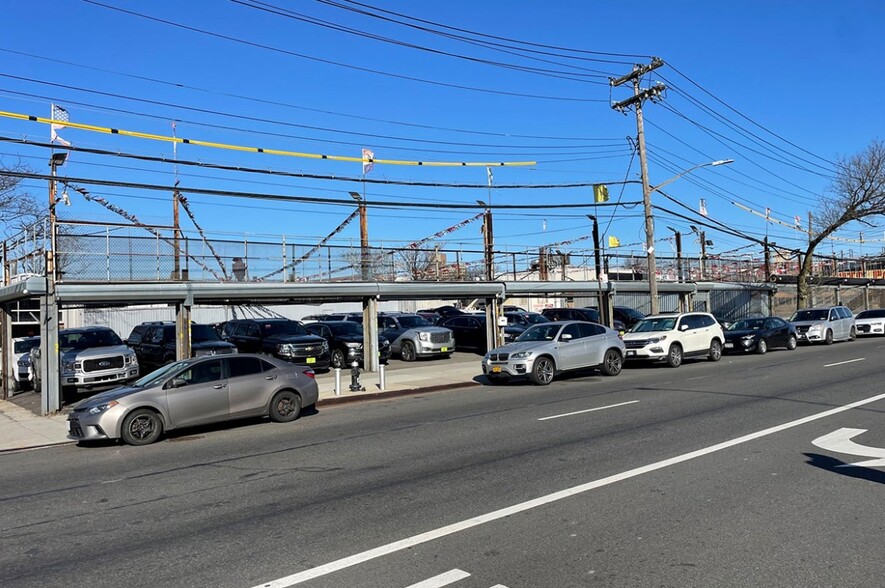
(441, 347), (448, 352)
(491, 366), (502, 373)
(306, 357), (316, 364)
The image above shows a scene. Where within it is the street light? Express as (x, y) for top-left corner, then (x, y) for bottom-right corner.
(642, 159), (733, 314)
(349, 191), (369, 280)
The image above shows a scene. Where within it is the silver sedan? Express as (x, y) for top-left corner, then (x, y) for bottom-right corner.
(482, 320), (625, 386)
(67, 354), (319, 446)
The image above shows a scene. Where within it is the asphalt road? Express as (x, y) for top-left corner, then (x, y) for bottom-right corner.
(1, 338), (884, 587)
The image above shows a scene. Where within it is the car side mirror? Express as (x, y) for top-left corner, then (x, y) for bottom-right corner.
(680, 324), (689, 331)
(560, 333), (573, 341)
(168, 378), (187, 389)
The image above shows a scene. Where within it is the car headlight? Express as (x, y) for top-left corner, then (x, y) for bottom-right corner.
(62, 360), (76, 372)
(646, 335), (667, 344)
(277, 343), (296, 357)
(418, 332), (430, 342)
(380, 338), (390, 347)
(345, 342), (362, 349)
(128, 354), (138, 365)
(808, 324), (822, 332)
(510, 351), (533, 359)
(741, 335), (755, 342)
(87, 400), (118, 415)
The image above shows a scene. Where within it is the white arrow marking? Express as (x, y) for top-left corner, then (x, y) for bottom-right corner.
(811, 428), (885, 468)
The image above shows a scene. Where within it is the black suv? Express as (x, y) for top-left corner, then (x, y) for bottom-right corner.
(304, 321), (391, 369)
(222, 318), (330, 369)
(128, 322), (238, 374)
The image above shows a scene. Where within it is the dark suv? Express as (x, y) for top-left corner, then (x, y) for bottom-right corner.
(304, 321), (391, 368)
(128, 322), (238, 374)
(222, 318), (330, 369)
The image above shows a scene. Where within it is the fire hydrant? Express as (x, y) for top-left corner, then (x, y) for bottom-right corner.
(349, 360), (365, 392)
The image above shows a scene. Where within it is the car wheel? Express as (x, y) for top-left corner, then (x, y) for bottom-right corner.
(849, 326), (856, 341)
(33, 373), (41, 393)
(11, 379), (21, 393)
(121, 409), (163, 446)
(824, 329), (834, 345)
(708, 340), (722, 362)
(600, 349), (623, 376)
(269, 390), (302, 423)
(400, 341), (417, 362)
(330, 348), (347, 369)
(756, 338), (768, 355)
(666, 344), (683, 368)
(786, 334), (798, 350)
(530, 356), (555, 386)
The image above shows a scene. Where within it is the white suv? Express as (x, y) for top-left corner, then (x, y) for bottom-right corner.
(622, 312), (725, 367)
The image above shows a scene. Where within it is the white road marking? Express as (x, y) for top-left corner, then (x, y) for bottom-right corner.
(812, 427), (885, 468)
(252, 391), (885, 588)
(823, 358), (866, 367)
(538, 400), (639, 421)
(405, 569), (470, 588)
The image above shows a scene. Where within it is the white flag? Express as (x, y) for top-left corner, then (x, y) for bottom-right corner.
(361, 148), (374, 175)
(794, 215), (802, 228)
(486, 166), (493, 187)
(50, 103), (71, 147)
(699, 199), (708, 216)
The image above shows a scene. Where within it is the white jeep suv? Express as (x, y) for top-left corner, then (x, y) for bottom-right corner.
(622, 312), (724, 367)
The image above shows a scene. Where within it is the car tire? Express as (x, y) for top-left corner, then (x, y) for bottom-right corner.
(786, 334), (798, 350)
(756, 338), (768, 354)
(33, 373), (41, 393)
(824, 329), (834, 345)
(330, 349), (347, 369)
(708, 340), (723, 362)
(600, 349), (623, 376)
(11, 379), (21, 393)
(400, 341), (417, 362)
(849, 326), (856, 341)
(530, 356), (555, 386)
(120, 409), (163, 446)
(666, 344), (683, 368)
(269, 390), (302, 423)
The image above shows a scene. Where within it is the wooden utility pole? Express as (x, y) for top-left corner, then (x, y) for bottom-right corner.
(611, 57), (666, 314)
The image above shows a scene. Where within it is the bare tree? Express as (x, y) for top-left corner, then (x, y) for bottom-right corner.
(798, 140), (885, 307)
(1, 160), (44, 234)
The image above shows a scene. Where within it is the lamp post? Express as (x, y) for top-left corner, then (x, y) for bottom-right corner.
(666, 226), (683, 283)
(586, 214), (610, 326)
(349, 191), (369, 281)
(643, 159), (733, 314)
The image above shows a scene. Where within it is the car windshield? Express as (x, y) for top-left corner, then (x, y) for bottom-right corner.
(330, 322), (363, 336)
(192, 324), (221, 342)
(856, 309), (885, 319)
(133, 360), (190, 388)
(790, 309), (829, 321)
(397, 316), (432, 328)
(13, 338), (40, 353)
(262, 321), (308, 336)
(515, 323), (561, 342)
(60, 330), (123, 349)
(728, 319), (765, 331)
(630, 317), (677, 333)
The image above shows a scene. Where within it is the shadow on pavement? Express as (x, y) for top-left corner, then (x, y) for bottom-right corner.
(804, 452), (885, 485)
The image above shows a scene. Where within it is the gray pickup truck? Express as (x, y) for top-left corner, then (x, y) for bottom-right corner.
(31, 326), (140, 403)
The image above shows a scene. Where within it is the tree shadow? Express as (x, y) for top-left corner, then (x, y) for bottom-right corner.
(804, 453), (885, 485)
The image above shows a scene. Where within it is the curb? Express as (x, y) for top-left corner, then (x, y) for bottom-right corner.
(316, 380), (481, 407)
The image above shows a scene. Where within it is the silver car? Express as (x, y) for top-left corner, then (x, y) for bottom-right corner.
(482, 320), (625, 386)
(66, 354), (319, 446)
(789, 306), (856, 344)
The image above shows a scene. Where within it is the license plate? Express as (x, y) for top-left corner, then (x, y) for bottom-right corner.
(491, 366), (502, 373)
(626, 350), (636, 356)
(441, 347), (448, 352)
(306, 357), (316, 364)
(724, 342), (734, 349)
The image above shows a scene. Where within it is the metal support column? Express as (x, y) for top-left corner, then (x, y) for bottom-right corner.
(362, 296), (379, 372)
(175, 302), (192, 361)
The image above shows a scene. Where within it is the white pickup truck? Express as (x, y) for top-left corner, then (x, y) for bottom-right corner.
(31, 326), (139, 403)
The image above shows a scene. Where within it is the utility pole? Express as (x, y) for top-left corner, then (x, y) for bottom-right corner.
(611, 57), (666, 314)
(349, 192), (369, 281)
(764, 236), (771, 280)
(699, 230), (707, 280)
(588, 215), (610, 327)
(172, 122), (181, 280)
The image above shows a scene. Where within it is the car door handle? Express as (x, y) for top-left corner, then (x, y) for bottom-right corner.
(264, 375), (277, 380)
(212, 384), (227, 389)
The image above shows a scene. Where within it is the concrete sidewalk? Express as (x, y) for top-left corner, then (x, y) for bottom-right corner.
(0, 356), (483, 452)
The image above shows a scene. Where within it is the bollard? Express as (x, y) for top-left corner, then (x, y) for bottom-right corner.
(378, 364), (386, 390)
(349, 360), (365, 392)
(334, 367), (341, 395)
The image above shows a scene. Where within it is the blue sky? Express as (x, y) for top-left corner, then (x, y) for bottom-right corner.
(1, 0), (884, 277)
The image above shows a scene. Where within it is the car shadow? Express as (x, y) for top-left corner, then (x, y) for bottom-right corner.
(804, 453), (885, 485)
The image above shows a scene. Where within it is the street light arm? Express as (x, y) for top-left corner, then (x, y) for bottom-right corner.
(649, 159), (733, 194)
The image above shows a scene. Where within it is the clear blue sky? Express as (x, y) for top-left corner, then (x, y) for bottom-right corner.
(2, 0), (883, 276)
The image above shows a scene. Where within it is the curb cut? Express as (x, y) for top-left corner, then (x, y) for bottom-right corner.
(316, 381), (482, 407)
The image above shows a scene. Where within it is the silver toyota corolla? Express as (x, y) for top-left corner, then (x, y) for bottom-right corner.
(67, 354), (319, 446)
(482, 320), (625, 386)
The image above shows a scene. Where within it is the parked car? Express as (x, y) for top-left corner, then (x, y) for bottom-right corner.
(503, 311), (550, 342)
(438, 314), (523, 353)
(31, 326), (139, 402)
(724, 317), (798, 354)
(124, 321), (166, 346)
(482, 321), (625, 386)
(349, 312), (455, 362)
(11, 336), (40, 391)
(541, 307), (626, 331)
(789, 306), (856, 344)
(613, 306), (645, 329)
(66, 354), (319, 446)
(304, 321), (391, 369)
(853, 309), (885, 336)
(222, 318), (330, 369)
(622, 312), (724, 367)
(128, 322), (237, 374)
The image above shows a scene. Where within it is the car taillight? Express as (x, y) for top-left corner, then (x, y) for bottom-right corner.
(302, 369), (316, 379)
